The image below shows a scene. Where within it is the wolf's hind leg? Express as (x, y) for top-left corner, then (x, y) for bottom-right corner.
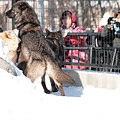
(53, 81), (65, 96)
(41, 74), (51, 94)
(49, 77), (58, 92)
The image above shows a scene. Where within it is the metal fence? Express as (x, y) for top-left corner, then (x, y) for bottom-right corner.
(0, 0), (120, 31)
(0, 0), (120, 72)
(63, 32), (120, 72)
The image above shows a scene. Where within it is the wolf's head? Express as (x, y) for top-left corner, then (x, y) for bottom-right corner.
(5, 1), (40, 29)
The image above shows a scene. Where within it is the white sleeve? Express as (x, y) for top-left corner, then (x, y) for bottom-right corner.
(62, 29), (71, 37)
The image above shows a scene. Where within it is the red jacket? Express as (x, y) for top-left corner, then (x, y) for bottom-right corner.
(63, 26), (86, 47)
(60, 10), (88, 70)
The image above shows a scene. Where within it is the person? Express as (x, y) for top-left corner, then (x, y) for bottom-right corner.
(101, 9), (120, 67)
(60, 10), (88, 70)
(113, 9), (120, 47)
(101, 10), (120, 47)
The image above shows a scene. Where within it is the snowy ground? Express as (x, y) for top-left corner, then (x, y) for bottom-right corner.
(0, 38), (120, 120)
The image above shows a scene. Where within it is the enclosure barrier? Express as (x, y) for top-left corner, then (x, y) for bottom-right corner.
(62, 32), (120, 72)
(63, 69), (120, 90)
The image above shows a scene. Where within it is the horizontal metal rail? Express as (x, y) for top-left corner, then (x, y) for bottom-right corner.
(62, 32), (120, 72)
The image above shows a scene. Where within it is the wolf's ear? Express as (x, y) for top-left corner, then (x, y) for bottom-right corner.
(57, 30), (62, 36)
(45, 28), (50, 36)
(5, 31), (12, 39)
(19, 2), (28, 10)
(57, 30), (62, 34)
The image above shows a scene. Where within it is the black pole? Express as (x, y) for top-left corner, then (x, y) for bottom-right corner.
(12, 0), (17, 29)
(12, 0), (16, 4)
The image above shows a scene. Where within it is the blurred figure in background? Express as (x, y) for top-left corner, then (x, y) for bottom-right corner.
(113, 9), (120, 47)
(60, 10), (88, 70)
(94, 11), (112, 47)
(101, 9), (120, 67)
(101, 9), (120, 47)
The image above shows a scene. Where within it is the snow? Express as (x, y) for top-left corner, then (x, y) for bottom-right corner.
(0, 38), (120, 120)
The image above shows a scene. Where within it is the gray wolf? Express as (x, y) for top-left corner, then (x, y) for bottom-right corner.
(0, 29), (21, 64)
(41, 28), (64, 93)
(45, 28), (64, 68)
(6, 1), (74, 96)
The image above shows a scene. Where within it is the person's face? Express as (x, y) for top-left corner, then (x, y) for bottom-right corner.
(116, 13), (120, 23)
(62, 16), (72, 28)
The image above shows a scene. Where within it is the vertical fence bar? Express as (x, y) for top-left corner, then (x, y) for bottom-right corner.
(40, 0), (44, 29)
(6, 0), (12, 30)
(12, 0), (18, 29)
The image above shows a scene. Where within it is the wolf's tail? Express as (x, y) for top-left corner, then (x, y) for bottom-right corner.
(46, 58), (75, 84)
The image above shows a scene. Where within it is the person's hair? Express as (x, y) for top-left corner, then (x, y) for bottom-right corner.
(60, 10), (77, 29)
(61, 11), (72, 20)
(115, 9), (120, 18)
(107, 17), (114, 24)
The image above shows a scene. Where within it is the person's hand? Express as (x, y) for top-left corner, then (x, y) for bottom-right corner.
(62, 29), (71, 37)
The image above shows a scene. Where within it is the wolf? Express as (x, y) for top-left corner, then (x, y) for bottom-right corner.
(5, 1), (74, 96)
(0, 29), (21, 64)
(41, 29), (65, 93)
(45, 28), (64, 68)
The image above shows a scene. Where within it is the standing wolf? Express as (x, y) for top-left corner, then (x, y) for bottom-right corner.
(6, 1), (74, 96)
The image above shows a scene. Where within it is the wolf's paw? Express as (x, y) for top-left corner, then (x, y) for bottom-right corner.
(44, 89), (51, 94)
(52, 87), (58, 92)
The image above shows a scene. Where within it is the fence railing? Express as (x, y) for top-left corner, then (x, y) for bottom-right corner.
(62, 32), (120, 72)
